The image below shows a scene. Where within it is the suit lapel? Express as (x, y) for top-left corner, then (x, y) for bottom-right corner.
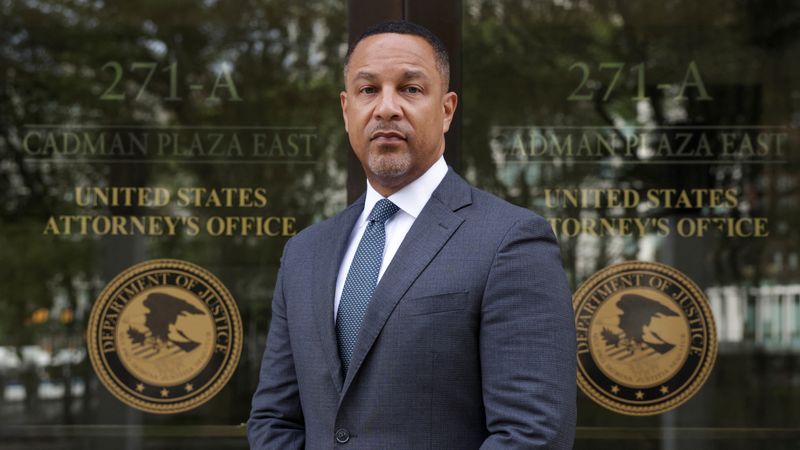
(312, 195), (364, 393)
(340, 169), (473, 399)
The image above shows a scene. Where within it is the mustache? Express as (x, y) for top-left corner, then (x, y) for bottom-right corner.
(367, 122), (410, 138)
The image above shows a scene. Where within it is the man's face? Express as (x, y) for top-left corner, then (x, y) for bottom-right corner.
(341, 33), (457, 195)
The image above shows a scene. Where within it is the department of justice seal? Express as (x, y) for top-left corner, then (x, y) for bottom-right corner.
(574, 261), (716, 416)
(87, 259), (242, 414)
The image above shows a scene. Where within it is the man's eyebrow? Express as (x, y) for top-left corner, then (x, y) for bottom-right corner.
(400, 70), (429, 82)
(350, 70), (431, 83)
(352, 71), (377, 82)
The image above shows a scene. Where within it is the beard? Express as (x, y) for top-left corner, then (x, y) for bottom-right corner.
(366, 147), (413, 180)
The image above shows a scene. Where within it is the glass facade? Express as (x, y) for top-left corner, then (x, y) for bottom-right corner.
(462, 1), (800, 448)
(1, 0), (799, 448)
(1, 0), (347, 448)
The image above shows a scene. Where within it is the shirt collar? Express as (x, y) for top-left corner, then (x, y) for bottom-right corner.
(363, 155), (448, 222)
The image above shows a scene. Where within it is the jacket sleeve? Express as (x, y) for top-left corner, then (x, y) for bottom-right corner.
(248, 240), (305, 450)
(479, 215), (577, 450)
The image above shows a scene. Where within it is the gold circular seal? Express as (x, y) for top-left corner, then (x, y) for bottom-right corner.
(574, 261), (717, 416)
(87, 259), (243, 414)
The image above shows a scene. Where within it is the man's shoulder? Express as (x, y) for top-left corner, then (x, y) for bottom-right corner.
(428, 170), (552, 249)
(473, 186), (539, 217)
(283, 199), (362, 251)
(457, 176), (547, 227)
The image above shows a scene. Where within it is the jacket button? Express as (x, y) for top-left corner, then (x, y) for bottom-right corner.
(334, 428), (350, 444)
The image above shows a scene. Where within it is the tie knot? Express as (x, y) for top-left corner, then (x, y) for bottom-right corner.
(368, 199), (399, 224)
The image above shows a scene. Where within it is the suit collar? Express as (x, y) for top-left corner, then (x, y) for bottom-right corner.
(431, 167), (473, 212)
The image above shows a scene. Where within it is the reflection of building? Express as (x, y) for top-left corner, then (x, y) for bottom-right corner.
(707, 285), (800, 349)
(0, 346), (86, 402)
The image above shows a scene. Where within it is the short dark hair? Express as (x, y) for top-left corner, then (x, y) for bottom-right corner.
(343, 20), (450, 90)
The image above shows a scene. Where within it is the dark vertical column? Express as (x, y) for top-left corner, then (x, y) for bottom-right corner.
(405, 0), (462, 173)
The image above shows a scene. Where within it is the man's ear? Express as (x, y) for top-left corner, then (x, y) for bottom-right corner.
(340, 91), (349, 133)
(441, 91), (458, 134)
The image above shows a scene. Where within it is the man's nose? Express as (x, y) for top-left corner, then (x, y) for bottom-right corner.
(374, 89), (402, 120)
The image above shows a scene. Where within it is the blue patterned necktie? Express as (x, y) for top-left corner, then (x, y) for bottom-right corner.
(336, 198), (400, 374)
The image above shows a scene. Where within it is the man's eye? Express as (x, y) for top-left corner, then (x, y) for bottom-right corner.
(403, 86), (421, 94)
(360, 87), (376, 94)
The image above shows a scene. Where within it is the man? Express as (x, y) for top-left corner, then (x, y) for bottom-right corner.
(248, 20), (576, 449)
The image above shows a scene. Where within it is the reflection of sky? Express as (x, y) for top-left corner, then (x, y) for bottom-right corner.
(637, 234), (660, 262)
(0, 346), (23, 370)
(144, 39), (167, 57)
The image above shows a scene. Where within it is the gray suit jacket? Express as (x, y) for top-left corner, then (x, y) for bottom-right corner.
(248, 169), (576, 449)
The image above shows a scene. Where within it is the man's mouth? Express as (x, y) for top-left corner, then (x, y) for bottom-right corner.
(371, 131), (406, 143)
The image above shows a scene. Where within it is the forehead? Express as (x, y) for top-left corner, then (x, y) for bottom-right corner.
(347, 33), (438, 79)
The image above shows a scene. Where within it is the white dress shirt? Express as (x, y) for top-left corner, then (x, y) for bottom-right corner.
(333, 155), (448, 323)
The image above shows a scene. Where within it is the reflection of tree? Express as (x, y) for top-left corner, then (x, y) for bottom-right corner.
(462, 1), (633, 285)
(0, 0), (348, 426)
(463, 0), (800, 431)
(462, 0), (799, 288)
